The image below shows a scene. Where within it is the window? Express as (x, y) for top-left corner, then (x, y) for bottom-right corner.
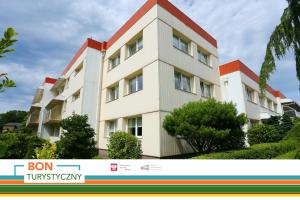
(174, 71), (191, 92)
(72, 90), (80, 102)
(107, 120), (118, 136)
(74, 62), (83, 76)
(128, 74), (143, 94)
(107, 85), (119, 102)
(128, 36), (143, 57)
(128, 117), (142, 138)
(267, 99), (273, 110)
(259, 95), (265, 107)
(198, 50), (209, 65)
(274, 103), (278, 112)
(173, 35), (188, 54)
(246, 87), (255, 102)
(109, 53), (120, 70)
(200, 81), (212, 98)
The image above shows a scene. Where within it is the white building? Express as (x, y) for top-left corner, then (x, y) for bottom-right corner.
(219, 60), (284, 128)
(27, 0), (293, 158)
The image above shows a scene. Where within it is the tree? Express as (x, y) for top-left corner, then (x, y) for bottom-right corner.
(56, 114), (97, 159)
(163, 99), (247, 153)
(259, 0), (300, 92)
(0, 110), (27, 132)
(280, 113), (293, 134)
(107, 131), (142, 159)
(0, 27), (18, 92)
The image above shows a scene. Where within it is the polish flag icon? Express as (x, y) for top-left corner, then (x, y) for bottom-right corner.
(110, 163), (118, 171)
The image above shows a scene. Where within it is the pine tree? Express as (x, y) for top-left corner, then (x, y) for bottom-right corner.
(259, 0), (300, 92)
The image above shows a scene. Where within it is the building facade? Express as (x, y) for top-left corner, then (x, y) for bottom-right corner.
(27, 0), (292, 158)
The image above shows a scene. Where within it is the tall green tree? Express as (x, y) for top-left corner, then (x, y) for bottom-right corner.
(56, 114), (97, 159)
(259, 0), (300, 92)
(0, 27), (18, 92)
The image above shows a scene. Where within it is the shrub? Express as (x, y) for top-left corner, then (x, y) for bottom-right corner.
(0, 141), (7, 158)
(248, 124), (280, 145)
(163, 99), (247, 153)
(56, 114), (97, 159)
(107, 132), (142, 159)
(193, 140), (298, 159)
(0, 132), (44, 159)
(285, 121), (300, 141)
(34, 140), (57, 159)
(279, 113), (293, 137)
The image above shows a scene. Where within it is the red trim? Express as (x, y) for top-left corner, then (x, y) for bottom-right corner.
(62, 38), (103, 75)
(219, 60), (284, 98)
(44, 77), (57, 84)
(106, 0), (217, 49)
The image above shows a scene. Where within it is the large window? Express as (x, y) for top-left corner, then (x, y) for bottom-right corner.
(72, 90), (80, 102)
(128, 117), (142, 138)
(74, 62), (83, 77)
(259, 95), (265, 107)
(267, 99), (273, 110)
(128, 74), (143, 94)
(246, 87), (255, 102)
(173, 35), (188, 54)
(109, 53), (120, 70)
(200, 81), (212, 98)
(274, 103), (278, 112)
(107, 85), (119, 102)
(198, 50), (209, 65)
(107, 120), (118, 137)
(128, 36), (143, 57)
(175, 71), (191, 92)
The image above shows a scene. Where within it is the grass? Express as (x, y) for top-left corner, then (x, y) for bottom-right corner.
(192, 140), (298, 159)
(273, 150), (298, 159)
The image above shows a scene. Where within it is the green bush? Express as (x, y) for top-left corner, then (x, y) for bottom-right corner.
(34, 140), (57, 159)
(193, 140), (298, 159)
(285, 122), (300, 141)
(107, 132), (142, 159)
(248, 124), (280, 145)
(0, 132), (44, 159)
(163, 99), (247, 153)
(273, 150), (298, 159)
(56, 114), (97, 159)
(295, 149), (300, 159)
(0, 141), (7, 158)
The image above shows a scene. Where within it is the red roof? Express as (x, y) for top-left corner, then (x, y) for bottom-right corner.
(61, 0), (217, 75)
(44, 77), (57, 84)
(219, 60), (285, 98)
(107, 0), (217, 48)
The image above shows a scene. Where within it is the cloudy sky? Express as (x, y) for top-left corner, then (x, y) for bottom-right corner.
(0, 0), (298, 113)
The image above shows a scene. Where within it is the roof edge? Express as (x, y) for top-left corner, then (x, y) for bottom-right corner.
(219, 60), (284, 98)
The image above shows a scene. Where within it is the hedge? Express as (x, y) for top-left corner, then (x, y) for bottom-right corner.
(192, 140), (298, 159)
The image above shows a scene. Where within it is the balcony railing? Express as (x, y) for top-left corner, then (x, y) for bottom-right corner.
(26, 111), (40, 127)
(43, 105), (62, 124)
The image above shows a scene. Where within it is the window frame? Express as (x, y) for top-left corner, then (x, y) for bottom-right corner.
(128, 36), (143, 57)
(107, 84), (119, 102)
(174, 71), (191, 93)
(128, 74), (143, 95)
(74, 62), (83, 77)
(109, 53), (120, 70)
(173, 34), (189, 54)
(198, 50), (209, 66)
(72, 90), (81, 102)
(245, 87), (255, 102)
(127, 117), (142, 138)
(200, 81), (212, 98)
(107, 120), (118, 137)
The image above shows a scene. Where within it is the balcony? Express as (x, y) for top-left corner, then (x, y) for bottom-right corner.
(44, 99), (63, 125)
(26, 109), (41, 127)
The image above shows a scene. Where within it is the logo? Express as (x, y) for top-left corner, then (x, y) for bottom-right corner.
(110, 163), (118, 171)
(22, 162), (84, 184)
(140, 165), (150, 171)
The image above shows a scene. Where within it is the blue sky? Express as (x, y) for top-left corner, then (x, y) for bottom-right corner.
(0, 0), (299, 113)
